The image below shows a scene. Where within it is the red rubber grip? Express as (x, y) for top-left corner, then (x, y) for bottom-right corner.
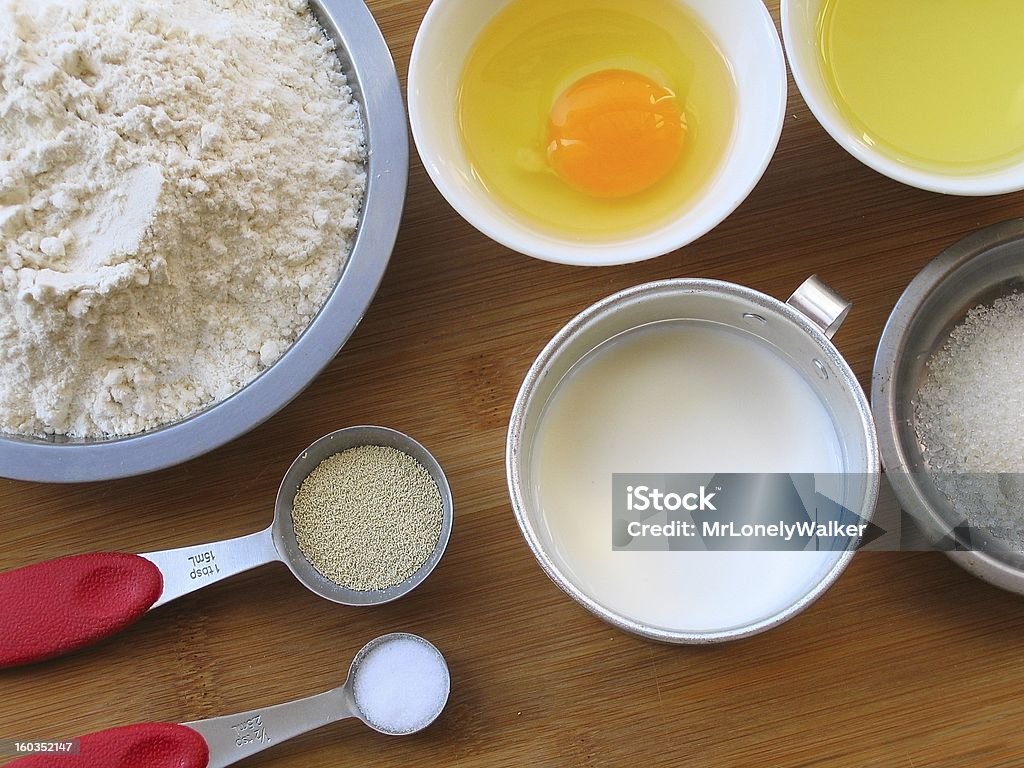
(3, 723), (209, 768)
(0, 553), (163, 668)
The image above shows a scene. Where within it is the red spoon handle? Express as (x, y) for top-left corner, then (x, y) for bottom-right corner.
(0, 553), (163, 668)
(2, 723), (209, 768)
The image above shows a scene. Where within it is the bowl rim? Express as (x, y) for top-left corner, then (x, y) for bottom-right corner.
(408, 0), (788, 266)
(507, 278), (880, 643)
(0, 0), (409, 483)
(872, 218), (1024, 594)
(780, 0), (1024, 197)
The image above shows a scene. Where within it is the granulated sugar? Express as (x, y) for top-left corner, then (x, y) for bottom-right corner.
(0, 0), (365, 437)
(915, 292), (1024, 545)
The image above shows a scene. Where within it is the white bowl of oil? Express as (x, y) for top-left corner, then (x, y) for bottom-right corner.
(408, 0), (787, 266)
(783, 0), (1024, 196)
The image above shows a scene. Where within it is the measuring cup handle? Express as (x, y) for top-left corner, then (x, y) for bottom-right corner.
(787, 275), (852, 339)
(1, 723), (209, 768)
(0, 553), (162, 668)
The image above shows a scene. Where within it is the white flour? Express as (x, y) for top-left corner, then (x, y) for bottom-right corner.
(0, 0), (366, 437)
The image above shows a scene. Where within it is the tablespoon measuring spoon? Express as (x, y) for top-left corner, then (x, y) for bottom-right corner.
(0, 427), (453, 668)
(3, 633), (451, 768)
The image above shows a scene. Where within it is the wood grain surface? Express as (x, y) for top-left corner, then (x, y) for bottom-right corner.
(2, 2), (1024, 766)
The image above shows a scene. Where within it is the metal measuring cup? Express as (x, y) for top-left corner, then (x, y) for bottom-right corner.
(0, 427), (453, 668)
(4, 634), (450, 768)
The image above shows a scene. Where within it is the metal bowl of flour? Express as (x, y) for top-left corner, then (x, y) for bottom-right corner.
(0, 0), (408, 483)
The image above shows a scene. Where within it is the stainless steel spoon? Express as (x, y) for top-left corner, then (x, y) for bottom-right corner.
(0, 427), (453, 668)
(3, 634), (451, 768)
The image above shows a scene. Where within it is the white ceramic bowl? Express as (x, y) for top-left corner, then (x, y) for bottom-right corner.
(782, 0), (1024, 196)
(408, 0), (787, 266)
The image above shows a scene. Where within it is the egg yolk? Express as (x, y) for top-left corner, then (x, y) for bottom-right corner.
(546, 69), (685, 199)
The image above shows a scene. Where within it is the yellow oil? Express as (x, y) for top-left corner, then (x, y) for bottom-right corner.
(456, 0), (736, 239)
(817, 0), (1024, 174)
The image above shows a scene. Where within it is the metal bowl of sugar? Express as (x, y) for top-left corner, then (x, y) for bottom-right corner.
(507, 277), (879, 643)
(0, 0), (408, 483)
(874, 218), (1024, 595)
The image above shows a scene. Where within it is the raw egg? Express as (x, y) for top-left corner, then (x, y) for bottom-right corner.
(547, 70), (686, 199)
(456, 0), (735, 239)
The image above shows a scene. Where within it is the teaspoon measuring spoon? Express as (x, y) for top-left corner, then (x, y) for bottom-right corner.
(0, 427), (453, 668)
(3, 633), (450, 768)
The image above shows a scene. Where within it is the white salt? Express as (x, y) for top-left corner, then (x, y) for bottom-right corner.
(915, 292), (1024, 546)
(352, 635), (449, 735)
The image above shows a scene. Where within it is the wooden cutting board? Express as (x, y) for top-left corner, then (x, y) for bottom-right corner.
(2, 2), (1023, 766)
